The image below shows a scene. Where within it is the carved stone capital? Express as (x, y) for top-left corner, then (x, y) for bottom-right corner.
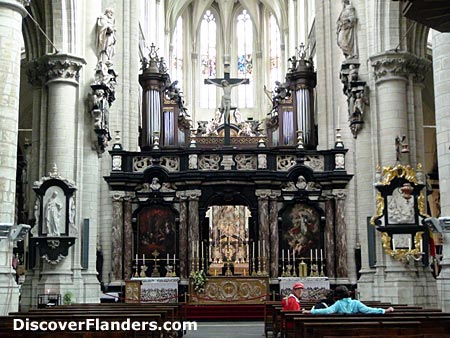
(40, 54), (86, 84)
(110, 191), (126, 202)
(332, 189), (347, 200)
(370, 52), (429, 84)
(177, 190), (201, 201)
(255, 189), (271, 199)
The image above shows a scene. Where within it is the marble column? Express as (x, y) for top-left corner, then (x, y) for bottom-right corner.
(333, 189), (349, 282)
(256, 190), (270, 273)
(43, 54), (86, 179)
(177, 193), (188, 279)
(324, 194), (336, 279)
(0, 0), (28, 315)
(123, 194), (133, 280)
(269, 191), (281, 277)
(110, 193), (124, 283)
(187, 190), (201, 275)
(433, 31), (450, 312)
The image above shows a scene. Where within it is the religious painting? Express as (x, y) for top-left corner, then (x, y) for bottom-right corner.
(281, 203), (320, 258)
(137, 206), (176, 258)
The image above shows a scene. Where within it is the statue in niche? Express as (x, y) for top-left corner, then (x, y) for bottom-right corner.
(295, 175), (307, 190)
(45, 191), (63, 237)
(96, 8), (116, 66)
(150, 177), (161, 191)
(336, 0), (358, 59)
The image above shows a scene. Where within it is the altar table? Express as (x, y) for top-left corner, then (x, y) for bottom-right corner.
(189, 276), (269, 304)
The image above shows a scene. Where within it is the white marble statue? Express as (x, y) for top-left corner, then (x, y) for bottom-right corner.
(96, 8), (116, 65)
(45, 191), (63, 236)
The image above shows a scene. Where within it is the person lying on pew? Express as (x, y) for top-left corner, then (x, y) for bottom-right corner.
(302, 285), (394, 314)
(282, 282), (305, 311)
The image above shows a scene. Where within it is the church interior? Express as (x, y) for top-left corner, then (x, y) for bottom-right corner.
(2, 0), (450, 336)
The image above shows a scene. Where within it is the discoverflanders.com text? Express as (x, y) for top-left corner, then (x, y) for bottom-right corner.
(14, 318), (198, 332)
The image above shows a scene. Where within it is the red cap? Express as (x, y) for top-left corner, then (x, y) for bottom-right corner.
(293, 282), (304, 290)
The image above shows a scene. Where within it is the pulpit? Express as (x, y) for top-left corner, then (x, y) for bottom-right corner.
(125, 277), (179, 303)
(279, 277), (330, 300)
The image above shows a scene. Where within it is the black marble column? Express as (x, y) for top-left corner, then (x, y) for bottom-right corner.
(123, 194), (133, 280)
(187, 190), (201, 275)
(324, 195), (336, 278)
(111, 193), (124, 281)
(177, 192), (188, 278)
(334, 190), (348, 279)
(269, 192), (280, 277)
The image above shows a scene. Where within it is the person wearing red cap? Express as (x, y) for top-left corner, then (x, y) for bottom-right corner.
(281, 282), (304, 311)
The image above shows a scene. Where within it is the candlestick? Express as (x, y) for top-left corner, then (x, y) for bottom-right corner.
(282, 249), (285, 263)
(209, 245), (212, 259)
(252, 242), (255, 257)
(320, 249), (323, 261)
(192, 242), (194, 259)
(392, 238), (396, 251)
(315, 249), (318, 261)
(173, 254), (176, 265)
(135, 254), (138, 262)
(166, 253), (169, 265)
(310, 249), (312, 261)
(420, 239), (423, 253)
(201, 242), (204, 260)
(143, 254), (145, 263)
(262, 240), (265, 257)
(408, 238), (411, 251)
(288, 249), (290, 264)
(258, 240), (261, 257)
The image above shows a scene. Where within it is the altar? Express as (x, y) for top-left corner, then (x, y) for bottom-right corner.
(279, 277), (330, 300)
(189, 276), (269, 304)
(125, 277), (179, 303)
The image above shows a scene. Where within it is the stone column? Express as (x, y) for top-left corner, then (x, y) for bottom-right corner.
(123, 194), (133, 280)
(324, 193), (336, 279)
(370, 52), (413, 166)
(43, 54), (86, 179)
(110, 193), (124, 283)
(433, 31), (450, 312)
(333, 189), (349, 283)
(269, 191), (281, 277)
(187, 190), (201, 275)
(177, 193), (188, 279)
(0, 0), (28, 315)
(256, 190), (270, 273)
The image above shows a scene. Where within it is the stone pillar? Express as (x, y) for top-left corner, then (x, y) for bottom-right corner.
(333, 189), (349, 283)
(433, 31), (450, 312)
(324, 193), (336, 279)
(187, 190), (201, 275)
(269, 191), (281, 277)
(43, 54), (85, 179)
(177, 193), (188, 279)
(370, 52), (412, 166)
(256, 190), (270, 273)
(123, 195), (133, 280)
(0, 0), (28, 315)
(110, 193), (124, 283)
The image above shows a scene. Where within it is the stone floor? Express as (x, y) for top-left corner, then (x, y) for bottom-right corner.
(183, 321), (265, 338)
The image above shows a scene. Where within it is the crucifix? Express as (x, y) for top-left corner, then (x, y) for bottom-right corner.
(204, 72), (249, 145)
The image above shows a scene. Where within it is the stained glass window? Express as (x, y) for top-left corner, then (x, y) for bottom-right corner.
(171, 16), (183, 90)
(236, 9), (253, 108)
(200, 10), (217, 109)
(269, 14), (281, 90)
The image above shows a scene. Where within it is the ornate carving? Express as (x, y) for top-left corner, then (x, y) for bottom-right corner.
(33, 164), (76, 190)
(45, 56), (85, 83)
(235, 154), (257, 170)
(276, 155), (296, 171)
(257, 154), (267, 169)
(189, 154), (198, 169)
(304, 155), (325, 171)
(199, 154), (221, 170)
(379, 164), (418, 186)
(370, 192), (385, 225)
(335, 153), (345, 170)
(160, 156), (180, 172)
(112, 155), (122, 171)
(371, 53), (429, 83)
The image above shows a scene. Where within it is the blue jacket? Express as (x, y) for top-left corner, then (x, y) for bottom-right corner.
(311, 298), (386, 315)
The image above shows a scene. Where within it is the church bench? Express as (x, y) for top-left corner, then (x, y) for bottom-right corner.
(264, 300), (279, 338)
(288, 314), (450, 338)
